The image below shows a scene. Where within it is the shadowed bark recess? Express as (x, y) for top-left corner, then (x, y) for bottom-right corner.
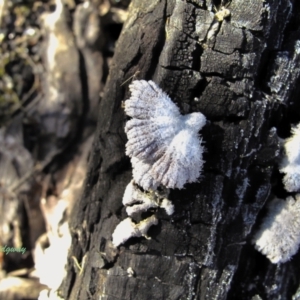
(63, 0), (300, 299)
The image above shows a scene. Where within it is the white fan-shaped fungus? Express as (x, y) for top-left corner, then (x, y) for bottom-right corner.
(125, 80), (206, 190)
(280, 123), (300, 192)
(112, 80), (205, 248)
(253, 194), (300, 263)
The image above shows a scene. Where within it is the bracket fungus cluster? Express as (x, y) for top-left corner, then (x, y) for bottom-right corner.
(253, 123), (300, 263)
(112, 80), (206, 247)
(112, 81), (300, 262)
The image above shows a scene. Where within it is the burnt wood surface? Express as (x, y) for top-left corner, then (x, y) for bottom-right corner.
(63, 0), (300, 299)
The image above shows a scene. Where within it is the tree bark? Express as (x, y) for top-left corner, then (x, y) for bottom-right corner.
(63, 0), (300, 299)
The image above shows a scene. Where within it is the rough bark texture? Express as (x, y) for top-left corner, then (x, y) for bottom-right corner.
(63, 0), (300, 299)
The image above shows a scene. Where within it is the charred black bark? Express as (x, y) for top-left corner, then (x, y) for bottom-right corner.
(63, 0), (300, 299)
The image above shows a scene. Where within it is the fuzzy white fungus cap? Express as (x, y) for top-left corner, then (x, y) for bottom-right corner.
(124, 80), (206, 190)
(253, 194), (300, 263)
(280, 123), (300, 192)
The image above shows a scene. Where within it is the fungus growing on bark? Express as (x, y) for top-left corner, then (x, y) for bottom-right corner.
(253, 194), (300, 263)
(112, 80), (206, 247)
(122, 180), (174, 216)
(280, 123), (300, 192)
(112, 181), (174, 247)
(112, 215), (158, 247)
(124, 80), (206, 190)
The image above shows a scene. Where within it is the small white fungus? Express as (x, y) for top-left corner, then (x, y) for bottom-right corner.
(160, 198), (175, 215)
(112, 215), (158, 247)
(125, 80), (206, 190)
(253, 194), (300, 263)
(280, 123), (300, 192)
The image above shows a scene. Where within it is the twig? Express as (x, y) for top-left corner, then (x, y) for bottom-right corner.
(120, 70), (140, 86)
